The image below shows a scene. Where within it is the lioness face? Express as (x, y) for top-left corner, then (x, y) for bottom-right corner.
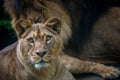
(15, 18), (62, 69)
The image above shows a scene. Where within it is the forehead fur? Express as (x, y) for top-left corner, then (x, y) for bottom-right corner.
(31, 23), (44, 33)
(17, 18), (62, 39)
(26, 23), (49, 38)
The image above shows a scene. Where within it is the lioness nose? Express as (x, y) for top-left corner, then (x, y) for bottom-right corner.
(35, 51), (47, 57)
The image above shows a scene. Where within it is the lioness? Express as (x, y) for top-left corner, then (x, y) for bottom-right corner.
(0, 18), (76, 80)
(0, 17), (120, 80)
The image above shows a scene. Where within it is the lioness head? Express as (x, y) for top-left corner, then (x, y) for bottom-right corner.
(14, 18), (62, 69)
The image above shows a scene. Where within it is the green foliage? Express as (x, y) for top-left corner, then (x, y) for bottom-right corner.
(0, 19), (13, 31)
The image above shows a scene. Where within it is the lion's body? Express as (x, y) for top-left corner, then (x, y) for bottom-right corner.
(0, 42), (75, 80)
(0, 42), (17, 80)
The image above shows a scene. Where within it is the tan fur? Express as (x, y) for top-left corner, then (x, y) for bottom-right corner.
(0, 18), (75, 80)
(60, 52), (120, 78)
(3, 0), (120, 79)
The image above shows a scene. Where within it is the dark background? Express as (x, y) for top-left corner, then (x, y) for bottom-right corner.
(0, 0), (17, 50)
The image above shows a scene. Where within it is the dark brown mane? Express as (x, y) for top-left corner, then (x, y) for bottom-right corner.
(4, 0), (72, 49)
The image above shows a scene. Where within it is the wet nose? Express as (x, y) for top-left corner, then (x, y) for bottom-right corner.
(35, 51), (47, 57)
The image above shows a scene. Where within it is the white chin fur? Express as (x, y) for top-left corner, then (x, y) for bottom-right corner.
(35, 63), (49, 69)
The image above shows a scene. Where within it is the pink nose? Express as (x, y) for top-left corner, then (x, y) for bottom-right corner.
(35, 51), (47, 57)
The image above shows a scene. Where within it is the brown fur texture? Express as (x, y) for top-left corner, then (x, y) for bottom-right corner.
(60, 52), (120, 78)
(0, 18), (75, 80)
(3, 0), (120, 79)
(0, 18), (120, 80)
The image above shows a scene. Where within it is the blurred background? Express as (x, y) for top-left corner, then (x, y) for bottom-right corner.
(0, 0), (17, 50)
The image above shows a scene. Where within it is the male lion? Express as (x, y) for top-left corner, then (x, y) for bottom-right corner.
(0, 18), (120, 80)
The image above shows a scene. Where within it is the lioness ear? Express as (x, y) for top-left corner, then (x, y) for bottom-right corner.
(45, 18), (61, 33)
(14, 19), (32, 38)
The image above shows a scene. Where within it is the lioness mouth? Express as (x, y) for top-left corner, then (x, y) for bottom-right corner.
(34, 60), (50, 69)
(38, 59), (50, 64)
(39, 59), (46, 63)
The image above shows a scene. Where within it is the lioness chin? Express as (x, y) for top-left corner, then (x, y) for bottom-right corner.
(0, 18), (75, 80)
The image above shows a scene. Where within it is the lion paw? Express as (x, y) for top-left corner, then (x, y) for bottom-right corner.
(98, 66), (120, 79)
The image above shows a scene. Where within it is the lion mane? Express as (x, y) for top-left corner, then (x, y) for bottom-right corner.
(4, 0), (72, 49)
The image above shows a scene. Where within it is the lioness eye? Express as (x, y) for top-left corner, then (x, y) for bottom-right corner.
(27, 37), (34, 43)
(46, 36), (52, 42)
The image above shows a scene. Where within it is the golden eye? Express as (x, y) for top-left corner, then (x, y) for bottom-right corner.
(27, 37), (34, 43)
(46, 36), (52, 42)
